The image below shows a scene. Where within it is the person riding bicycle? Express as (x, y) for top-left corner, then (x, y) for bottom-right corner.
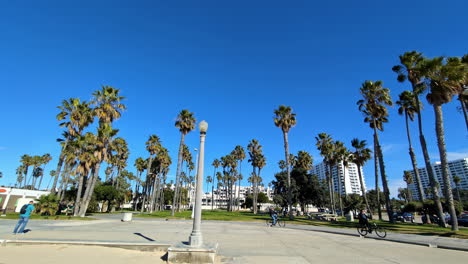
(358, 209), (371, 233)
(269, 208), (278, 226)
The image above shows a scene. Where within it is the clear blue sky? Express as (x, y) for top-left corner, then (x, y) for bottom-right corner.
(0, 0), (467, 197)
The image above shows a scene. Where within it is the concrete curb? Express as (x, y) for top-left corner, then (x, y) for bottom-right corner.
(0, 238), (171, 252)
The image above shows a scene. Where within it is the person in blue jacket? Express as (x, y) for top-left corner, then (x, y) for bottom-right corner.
(13, 201), (35, 234)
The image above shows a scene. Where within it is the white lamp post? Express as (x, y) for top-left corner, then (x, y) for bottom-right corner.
(189, 120), (208, 247)
(191, 148), (199, 219)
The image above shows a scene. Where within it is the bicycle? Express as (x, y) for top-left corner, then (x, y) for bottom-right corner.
(357, 222), (386, 238)
(266, 218), (286, 227)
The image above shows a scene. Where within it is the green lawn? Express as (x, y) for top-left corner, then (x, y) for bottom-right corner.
(0, 213), (96, 221)
(137, 210), (468, 239)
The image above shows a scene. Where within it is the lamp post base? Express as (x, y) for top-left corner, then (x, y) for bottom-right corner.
(167, 242), (217, 264)
(189, 231), (203, 247)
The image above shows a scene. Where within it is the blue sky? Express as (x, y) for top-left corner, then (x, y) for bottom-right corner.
(0, 1), (467, 197)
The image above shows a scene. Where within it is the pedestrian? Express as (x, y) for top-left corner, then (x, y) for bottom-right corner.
(13, 200), (35, 234)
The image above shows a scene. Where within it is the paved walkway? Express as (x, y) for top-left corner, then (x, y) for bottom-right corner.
(1, 215), (467, 263)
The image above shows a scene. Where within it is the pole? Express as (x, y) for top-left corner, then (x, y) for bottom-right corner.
(191, 149), (199, 219)
(189, 121), (207, 247)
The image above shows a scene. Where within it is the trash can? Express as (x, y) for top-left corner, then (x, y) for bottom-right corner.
(346, 213), (354, 222)
(122, 212), (133, 222)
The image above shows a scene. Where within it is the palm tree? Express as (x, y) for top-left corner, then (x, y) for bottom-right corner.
(53, 98), (93, 194)
(247, 139), (266, 214)
(141, 135), (162, 213)
(357, 80), (394, 223)
(211, 159), (220, 209)
(392, 51), (445, 226)
(425, 57), (465, 231)
(453, 175), (462, 202)
(403, 171), (414, 202)
(20, 154), (33, 188)
(231, 145), (246, 211)
(273, 105), (296, 220)
(172, 109), (196, 216)
(134, 157), (146, 210)
(78, 86), (125, 217)
(351, 138), (372, 214)
(38, 153), (52, 190)
(295, 151), (313, 171)
(396, 91), (426, 203)
(315, 133), (336, 214)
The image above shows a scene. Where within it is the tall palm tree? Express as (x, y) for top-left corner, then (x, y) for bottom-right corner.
(247, 139), (266, 214)
(403, 171), (414, 202)
(78, 86), (125, 217)
(357, 80), (394, 223)
(231, 145), (245, 211)
(396, 91), (426, 203)
(425, 56), (465, 231)
(172, 109), (196, 216)
(38, 153), (52, 190)
(315, 133), (336, 214)
(273, 105), (296, 219)
(211, 159), (220, 209)
(134, 157), (146, 210)
(141, 134), (162, 213)
(20, 155), (33, 188)
(53, 98), (93, 194)
(392, 51), (445, 226)
(351, 138), (372, 214)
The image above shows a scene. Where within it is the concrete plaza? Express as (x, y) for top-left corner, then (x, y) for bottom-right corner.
(1, 215), (467, 263)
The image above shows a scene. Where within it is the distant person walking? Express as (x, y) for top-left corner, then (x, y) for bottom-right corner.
(13, 201), (35, 234)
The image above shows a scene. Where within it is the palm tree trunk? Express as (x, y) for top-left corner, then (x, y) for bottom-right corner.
(433, 104), (458, 231)
(172, 134), (185, 216)
(73, 173), (85, 216)
(405, 112), (425, 202)
(373, 133), (382, 220)
(342, 161), (348, 199)
(328, 164), (336, 214)
(282, 131), (293, 220)
(460, 96), (468, 131)
(357, 164), (371, 214)
(22, 166), (29, 188)
(52, 139), (68, 194)
(414, 91), (445, 227)
(336, 164), (344, 216)
(373, 126), (394, 223)
(79, 164), (101, 217)
(456, 185), (461, 202)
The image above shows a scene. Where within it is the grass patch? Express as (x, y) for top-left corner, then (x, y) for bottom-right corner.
(136, 209), (268, 222)
(0, 213), (96, 221)
(137, 210), (468, 239)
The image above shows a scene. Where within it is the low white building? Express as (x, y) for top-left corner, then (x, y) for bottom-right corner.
(0, 187), (50, 213)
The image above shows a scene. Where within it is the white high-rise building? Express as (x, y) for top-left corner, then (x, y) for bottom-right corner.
(406, 158), (468, 200)
(311, 161), (365, 195)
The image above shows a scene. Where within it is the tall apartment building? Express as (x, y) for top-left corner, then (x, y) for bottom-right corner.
(406, 158), (468, 200)
(311, 161), (365, 195)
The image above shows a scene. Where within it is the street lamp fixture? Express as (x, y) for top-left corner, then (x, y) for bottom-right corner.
(189, 120), (208, 247)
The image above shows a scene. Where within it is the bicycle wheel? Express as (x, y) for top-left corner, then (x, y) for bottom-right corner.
(277, 219), (286, 227)
(375, 227), (387, 238)
(266, 219), (271, 227)
(357, 226), (368, 236)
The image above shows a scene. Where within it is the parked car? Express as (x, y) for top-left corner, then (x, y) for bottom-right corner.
(457, 215), (468, 227)
(393, 212), (415, 223)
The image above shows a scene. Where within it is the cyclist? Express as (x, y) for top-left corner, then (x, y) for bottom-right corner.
(358, 209), (371, 233)
(269, 208), (278, 226)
